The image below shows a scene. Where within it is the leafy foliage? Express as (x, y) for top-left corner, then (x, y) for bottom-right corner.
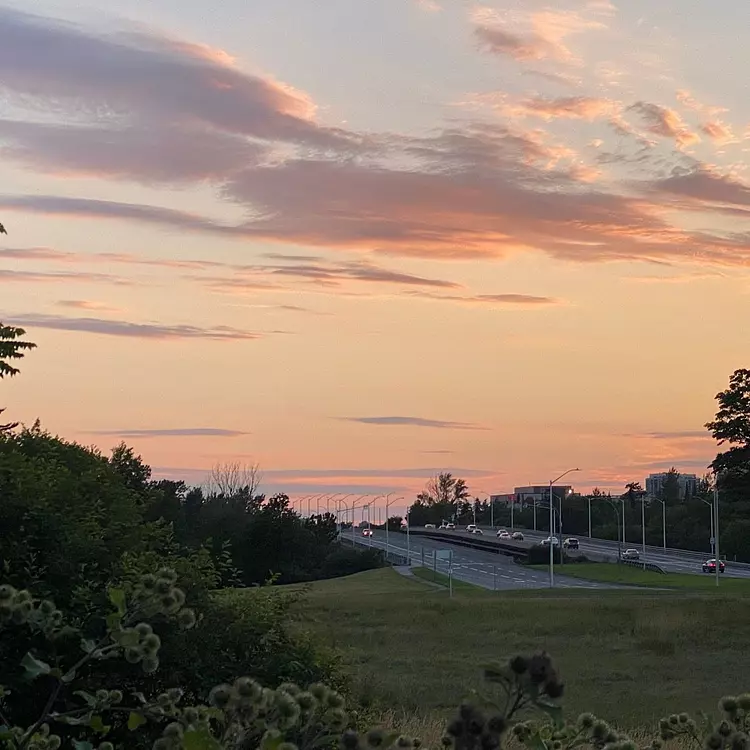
(0, 323), (36, 431)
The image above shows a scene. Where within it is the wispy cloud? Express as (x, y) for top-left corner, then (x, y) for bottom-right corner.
(0, 268), (127, 284)
(56, 300), (124, 313)
(344, 416), (488, 430)
(4, 313), (261, 341)
(628, 101), (700, 150)
(92, 427), (248, 438)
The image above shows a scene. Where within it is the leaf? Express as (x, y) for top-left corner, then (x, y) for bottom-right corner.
(55, 713), (92, 726)
(260, 729), (284, 750)
(20, 652), (51, 680)
(89, 715), (111, 735)
(80, 639), (97, 654)
(535, 700), (564, 728)
(108, 588), (126, 615)
(74, 690), (97, 707)
(105, 612), (122, 631)
(131, 691), (147, 705)
(127, 712), (148, 731)
(183, 728), (223, 750)
(72, 741), (94, 750)
(61, 669), (77, 684)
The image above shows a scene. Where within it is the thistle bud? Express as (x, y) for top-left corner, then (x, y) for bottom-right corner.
(706, 735), (724, 750)
(156, 568), (178, 584)
(95, 689), (109, 702)
(397, 737), (412, 748)
(177, 608), (196, 630)
(0, 585), (15, 600)
(48, 736), (61, 750)
(155, 579), (172, 595)
(141, 574), (158, 590)
(142, 656), (160, 673)
(209, 684), (233, 709)
(327, 692), (345, 709)
(99, 743), (114, 750)
(731, 733), (749, 750)
(152, 738), (171, 750)
(297, 691), (317, 711)
(487, 715), (507, 734)
(509, 656), (528, 675)
(135, 622), (153, 637)
(578, 714), (596, 730)
(441, 737), (453, 747)
(125, 648), (142, 664)
(163, 723), (183, 739)
(721, 699), (739, 714)
(109, 690), (123, 705)
(142, 633), (162, 653)
(719, 723), (734, 738)
(166, 688), (183, 703)
(310, 684), (328, 701)
(39, 600), (56, 615)
(341, 730), (360, 750)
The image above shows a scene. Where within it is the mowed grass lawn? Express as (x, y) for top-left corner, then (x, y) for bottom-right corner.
(532, 562), (750, 591)
(290, 568), (750, 736)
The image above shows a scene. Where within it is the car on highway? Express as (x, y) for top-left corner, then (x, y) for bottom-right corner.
(466, 524), (478, 533)
(512, 531), (524, 541)
(702, 558), (725, 573)
(496, 530), (511, 540)
(622, 548), (639, 560)
(541, 536), (560, 547)
(563, 537), (580, 550)
(424, 523), (436, 529)
(361, 528), (373, 537)
(445, 523), (456, 530)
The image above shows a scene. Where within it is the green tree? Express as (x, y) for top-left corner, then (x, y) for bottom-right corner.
(0, 323), (36, 432)
(623, 481), (644, 509)
(661, 467), (681, 504)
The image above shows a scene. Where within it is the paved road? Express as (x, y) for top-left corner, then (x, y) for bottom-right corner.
(346, 530), (624, 591)
(487, 527), (750, 578)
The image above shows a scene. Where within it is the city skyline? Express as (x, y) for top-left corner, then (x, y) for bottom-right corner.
(1, 0), (745, 496)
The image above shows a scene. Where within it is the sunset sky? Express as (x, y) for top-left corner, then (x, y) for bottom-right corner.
(2, 0), (748, 505)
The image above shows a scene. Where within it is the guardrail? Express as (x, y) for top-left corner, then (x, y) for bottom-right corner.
(618, 558), (665, 574)
(407, 529), (529, 560)
(339, 534), (408, 565)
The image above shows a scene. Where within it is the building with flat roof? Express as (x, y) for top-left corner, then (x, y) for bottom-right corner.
(513, 485), (574, 506)
(645, 472), (699, 500)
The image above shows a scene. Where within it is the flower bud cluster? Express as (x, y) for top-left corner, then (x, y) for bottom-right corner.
(15, 723), (62, 750)
(658, 712), (698, 742)
(442, 701), (506, 750)
(131, 569), (196, 629)
(0, 585), (65, 635)
(118, 620), (163, 674)
(515, 653), (565, 701)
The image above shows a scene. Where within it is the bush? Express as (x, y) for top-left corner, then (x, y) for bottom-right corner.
(320, 547), (386, 579)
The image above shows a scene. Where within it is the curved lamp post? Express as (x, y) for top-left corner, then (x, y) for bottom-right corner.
(549, 468), (580, 588)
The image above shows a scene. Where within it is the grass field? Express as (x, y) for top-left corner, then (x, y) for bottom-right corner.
(291, 568), (750, 741)
(532, 562), (750, 591)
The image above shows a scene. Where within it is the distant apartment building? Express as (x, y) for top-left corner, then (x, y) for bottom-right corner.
(512, 485), (574, 507)
(489, 493), (514, 506)
(645, 472), (699, 500)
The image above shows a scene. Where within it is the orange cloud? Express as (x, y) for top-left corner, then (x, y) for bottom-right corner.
(516, 96), (619, 121)
(629, 101), (700, 150)
(473, 8), (604, 65)
(700, 120), (736, 145)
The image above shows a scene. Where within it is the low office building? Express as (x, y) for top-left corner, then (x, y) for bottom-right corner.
(513, 485), (573, 506)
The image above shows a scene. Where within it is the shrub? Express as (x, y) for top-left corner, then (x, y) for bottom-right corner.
(320, 547), (386, 579)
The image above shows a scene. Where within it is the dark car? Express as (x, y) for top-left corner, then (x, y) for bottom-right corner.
(563, 537), (580, 550)
(702, 558), (725, 573)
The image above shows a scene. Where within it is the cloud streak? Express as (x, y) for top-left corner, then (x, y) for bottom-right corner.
(4, 313), (261, 341)
(344, 416), (488, 430)
(92, 427), (248, 438)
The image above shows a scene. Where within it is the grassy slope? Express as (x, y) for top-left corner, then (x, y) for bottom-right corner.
(290, 568), (750, 735)
(531, 563), (750, 591)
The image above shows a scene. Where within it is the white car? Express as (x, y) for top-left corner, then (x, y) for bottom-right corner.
(469, 527), (483, 535)
(622, 548), (639, 560)
(361, 528), (373, 537)
(466, 524), (478, 533)
(425, 523), (436, 529)
(541, 536), (560, 547)
(496, 530), (511, 540)
(445, 523), (456, 530)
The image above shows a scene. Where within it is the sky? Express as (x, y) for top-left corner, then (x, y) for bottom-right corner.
(2, 0), (748, 507)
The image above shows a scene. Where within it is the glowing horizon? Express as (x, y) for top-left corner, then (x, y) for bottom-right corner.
(1, 0), (744, 499)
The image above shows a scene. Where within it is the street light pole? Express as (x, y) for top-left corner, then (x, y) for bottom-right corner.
(641, 494), (646, 570)
(714, 482), (720, 588)
(655, 498), (666, 550)
(385, 493), (394, 559)
(549, 468), (580, 588)
(351, 496), (367, 543)
(588, 495), (592, 538)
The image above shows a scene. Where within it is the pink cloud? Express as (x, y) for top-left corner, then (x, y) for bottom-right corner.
(699, 120), (736, 145)
(473, 8), (603, 65)
(516, 96), (619, 121)
(629, 101), (700, 150)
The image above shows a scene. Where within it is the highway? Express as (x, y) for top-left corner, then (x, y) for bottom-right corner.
(346, 530), (626, 591)
(489, 527), (750, 578)
(344, 523), (750, 589)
